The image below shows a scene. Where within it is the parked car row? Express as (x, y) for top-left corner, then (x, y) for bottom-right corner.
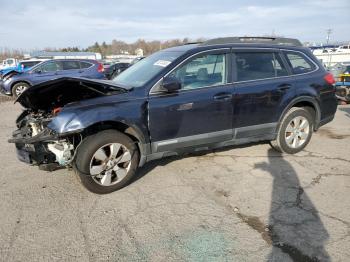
(7, 36), (338, 194)
(0, 59), (105, 97)
(0, 56), (147, 97)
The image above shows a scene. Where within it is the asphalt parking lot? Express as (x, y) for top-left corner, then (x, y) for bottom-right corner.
(0, 99), (349, 262)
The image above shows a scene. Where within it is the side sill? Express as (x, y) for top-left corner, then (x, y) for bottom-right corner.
(145, 134), (276, 164)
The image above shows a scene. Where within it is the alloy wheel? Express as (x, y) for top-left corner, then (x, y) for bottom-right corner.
(15, 85), (28, 96)
(89, 143), (132, 186)
(285, 116), (310, 148)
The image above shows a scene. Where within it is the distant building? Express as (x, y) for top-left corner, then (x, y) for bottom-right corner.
(105, 54), (138, 63)
(28, 51), (102, 60)
(135, 48), (144, 57)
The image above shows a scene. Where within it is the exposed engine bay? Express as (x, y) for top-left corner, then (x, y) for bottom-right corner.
(8, 77), (128, 170)
(9, 109), (78, 170)
(16, 77), (127, 111)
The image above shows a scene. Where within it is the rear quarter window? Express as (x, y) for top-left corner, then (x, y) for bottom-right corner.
(63, 61), (80, 70)
(284, 51), (316, 74)
(80, 62), (93, 69)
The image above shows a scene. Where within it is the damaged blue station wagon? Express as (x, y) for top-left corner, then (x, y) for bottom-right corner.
(9, 37), (337, 194)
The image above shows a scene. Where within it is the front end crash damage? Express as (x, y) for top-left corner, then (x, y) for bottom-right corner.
(8, 77), (127, 171)
(8, 105), (80, 171)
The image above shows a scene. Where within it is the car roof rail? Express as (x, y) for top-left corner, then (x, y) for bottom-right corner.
(183, 42), (202, 45)
(202, 37), (303, 47)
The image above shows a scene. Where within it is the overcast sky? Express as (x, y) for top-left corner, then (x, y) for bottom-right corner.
(0, 0), (349, 50)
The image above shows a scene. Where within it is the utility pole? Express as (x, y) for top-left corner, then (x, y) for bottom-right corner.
(326, 29), (332, 45)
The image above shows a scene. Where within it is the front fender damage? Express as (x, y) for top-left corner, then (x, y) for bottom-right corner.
(9, 77), (131, 171)
(9, 126), (78, 171)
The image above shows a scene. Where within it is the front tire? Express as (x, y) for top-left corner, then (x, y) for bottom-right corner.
(74, 130), (139, 194)
(270, 107), (314, 154)
(12, 82), (30, 98)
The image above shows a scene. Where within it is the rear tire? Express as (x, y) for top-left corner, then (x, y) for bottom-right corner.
(270, 107), (313, 154)
(12, 82), (30, 98)
(74, 130), (139, 194)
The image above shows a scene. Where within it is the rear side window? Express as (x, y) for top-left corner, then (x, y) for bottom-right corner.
(80, 62), (93, 69)
(235, 52), (288, 81)
(63, 61), (80, 70)
(284, 51), (316, 74)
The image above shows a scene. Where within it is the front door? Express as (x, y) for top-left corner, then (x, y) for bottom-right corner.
(31, 60), (63, 84)
(148, 50), (234, 153)
(62, 60), (82, 77)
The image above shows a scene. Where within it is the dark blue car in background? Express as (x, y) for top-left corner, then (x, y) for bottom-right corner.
(8, 37), (337, 194)
(0, 59), (105, 97)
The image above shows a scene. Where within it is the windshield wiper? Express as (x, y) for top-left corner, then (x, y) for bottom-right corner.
(109, 83), (133, 91)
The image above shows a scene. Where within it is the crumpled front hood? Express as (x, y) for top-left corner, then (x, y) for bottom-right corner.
(15, 77), (131, 111)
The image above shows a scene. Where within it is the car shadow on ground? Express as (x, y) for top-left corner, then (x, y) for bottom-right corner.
(133, 145), (331, 261)
(131, 141), (268, 183)
(255, 148), (329, 261)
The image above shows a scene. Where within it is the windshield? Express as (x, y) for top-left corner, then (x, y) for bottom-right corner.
(20, 61), (40, 69)
(29, 61), (47, 72)
(112, 51), (183, 88)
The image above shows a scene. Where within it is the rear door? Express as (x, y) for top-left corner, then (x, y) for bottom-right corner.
(232, 49), (294, 138)
(62, 60), (82, 77)
(148, 50), (234, 153)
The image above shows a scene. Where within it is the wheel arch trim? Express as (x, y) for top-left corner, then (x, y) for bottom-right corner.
(11, 81), (32, 94)
(278, 96), (321, 131)
(62, 120), (150, 167)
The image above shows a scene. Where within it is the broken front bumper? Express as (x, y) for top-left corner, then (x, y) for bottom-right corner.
(8, 128), (58, 165)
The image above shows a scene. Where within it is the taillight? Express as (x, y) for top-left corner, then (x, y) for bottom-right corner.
(97, 63), (104, 73)
(324, 73), (335, 85)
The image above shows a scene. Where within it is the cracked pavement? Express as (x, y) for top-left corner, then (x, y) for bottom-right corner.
(0, 101), (349, 262)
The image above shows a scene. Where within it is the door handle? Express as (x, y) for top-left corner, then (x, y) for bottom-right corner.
(214, 93), (232, 101)
(277, 83), (292, 91)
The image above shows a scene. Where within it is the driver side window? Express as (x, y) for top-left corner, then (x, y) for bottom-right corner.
(169, 53), (227, 90)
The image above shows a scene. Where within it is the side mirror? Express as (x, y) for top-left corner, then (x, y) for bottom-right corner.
(162, 76), (181, 92)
